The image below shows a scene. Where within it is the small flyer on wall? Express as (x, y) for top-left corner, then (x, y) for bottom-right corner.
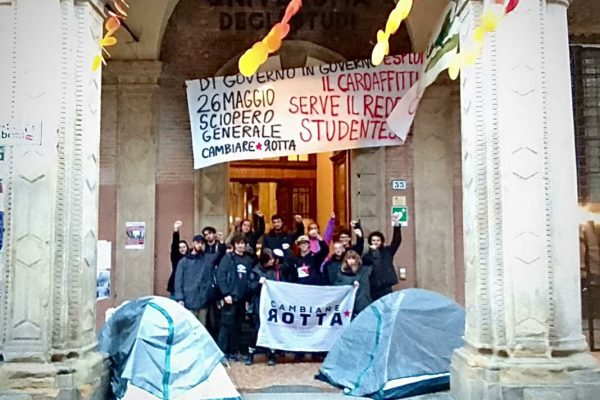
(125, 222), (145, 250)
(96, 240), (111, 301)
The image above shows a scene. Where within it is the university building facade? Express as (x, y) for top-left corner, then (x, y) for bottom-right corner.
(1, 0), (600, 398)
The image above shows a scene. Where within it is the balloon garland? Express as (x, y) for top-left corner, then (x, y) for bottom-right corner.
(371, 0), (413, 66)
(238, 0), (303, 77)
(92, 0), (130, 71)
(448, 0), (519, 79)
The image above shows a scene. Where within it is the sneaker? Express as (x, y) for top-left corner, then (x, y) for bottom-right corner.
(228, 353), (241, 362)
(245, 353), (254, 366)
(267, 352), (276, 367)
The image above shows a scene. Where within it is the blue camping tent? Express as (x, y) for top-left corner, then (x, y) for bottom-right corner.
(98, 296), (241, 400)
(317, 289), (465, 399)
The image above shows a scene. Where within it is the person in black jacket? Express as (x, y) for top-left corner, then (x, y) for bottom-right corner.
(339, 220), (365, 255)
(167, 220), (189, 297)
(245, 249), (278, 366)
(174, 234), (217, 326)
(216, 233), (255, 361)
(202, 226), (227, 266)
(240, 211), (265, 255)
(322, 241), (346, 285)
(202, 226), (227, 340)
(333, 250), (373, 316)
(362, 215), (402, 301)
(263, 214), (305, 252)
(285, 233), (329, 285)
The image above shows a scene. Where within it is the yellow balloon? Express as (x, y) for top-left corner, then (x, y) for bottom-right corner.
(100, 36), (118, 47)
(482, 11), (500, 32)
(263, 31), (282, 53)
(252, 41), (269, 63)
(463, 50), (477, 66)
(377, 29), (389, 43)
(239, 50), (260, 77)
(448, 54), (461, 80)
(372, 41), (386, 66)
(384, 40), (390, 56)
(473, 26), (485, 43)
(396, 0), (413, 20)
(92, 54), (103, 72)
(385, 9), (403, 35)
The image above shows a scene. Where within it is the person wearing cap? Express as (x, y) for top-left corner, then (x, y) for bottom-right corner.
(174, 234), (217, 326)
(284, 231), (329, 285)
(216, 233), (255, 361)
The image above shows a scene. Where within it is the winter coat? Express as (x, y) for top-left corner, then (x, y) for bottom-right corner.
(322, 254), (343, 285)
(167, 231), (185, 294)
(174, 252), (217, 310)
(247, 264), (278, 316)
(362, 226), (402, 294)
(204, 241), (226, 267)
(263, 221), (305, 252)
(245, 215), (266, 254)
(216, 252), (255, 302)
(332, 265), (373, 315)
(284, 240), (329, 285)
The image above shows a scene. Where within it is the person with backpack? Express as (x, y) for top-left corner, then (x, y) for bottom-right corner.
(216, 233), (255, 361)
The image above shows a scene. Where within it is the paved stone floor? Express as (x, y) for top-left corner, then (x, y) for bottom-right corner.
(227, 356), (453, 399)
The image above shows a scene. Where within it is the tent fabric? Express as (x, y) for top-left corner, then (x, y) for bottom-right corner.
(122, 364), (241, 400)
(98, 296), (240, 400)
(316, 289), (465, 399)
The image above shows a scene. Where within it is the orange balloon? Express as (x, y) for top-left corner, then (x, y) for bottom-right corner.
(263, 31), (282, 53)
(273, 22), (291, 39)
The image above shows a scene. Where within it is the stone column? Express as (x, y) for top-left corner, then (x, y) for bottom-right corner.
(195, 164), (229, 236)
(451, 0), (600, 398)
(0, 0), (107, 398)
(104, 60), (162, 305)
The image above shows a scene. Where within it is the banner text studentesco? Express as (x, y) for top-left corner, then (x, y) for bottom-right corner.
(186, 54), (423, 169)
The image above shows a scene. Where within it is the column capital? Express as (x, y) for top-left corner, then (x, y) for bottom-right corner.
(103, 60), (163, 85)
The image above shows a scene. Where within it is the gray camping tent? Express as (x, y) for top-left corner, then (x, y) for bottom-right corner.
(317, 288), (465, 399)
(98, 296), (241, 400)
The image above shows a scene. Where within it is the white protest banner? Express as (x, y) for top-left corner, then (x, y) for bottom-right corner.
(186, 55), (423, 169)
(387, 0), (464, 140)
(257, 280), (357, 352)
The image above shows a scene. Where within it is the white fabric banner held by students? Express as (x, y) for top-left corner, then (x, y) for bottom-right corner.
(186, 55), (423, 169)
(257, 280), (357, 352)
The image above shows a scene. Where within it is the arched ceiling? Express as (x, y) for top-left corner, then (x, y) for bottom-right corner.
(106, 0), (598, 61)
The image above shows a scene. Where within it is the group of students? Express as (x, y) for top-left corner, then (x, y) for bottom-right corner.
(167, 212), (402, 366)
